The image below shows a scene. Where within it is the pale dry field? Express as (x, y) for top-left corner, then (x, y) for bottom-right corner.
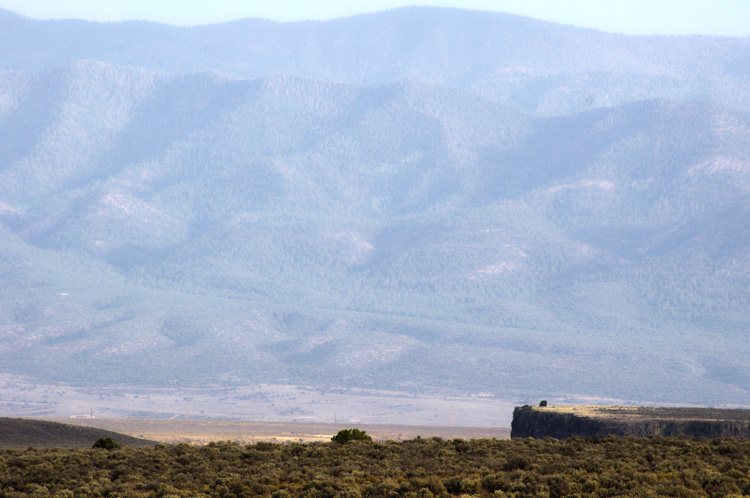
(534, 405), (750, 422)
(52, 418), (510, 445)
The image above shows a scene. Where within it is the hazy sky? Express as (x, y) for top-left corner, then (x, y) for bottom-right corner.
(1, 0), (749, 36)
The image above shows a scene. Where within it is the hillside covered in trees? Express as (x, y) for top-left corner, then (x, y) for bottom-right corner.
(0, 7), (749, 405)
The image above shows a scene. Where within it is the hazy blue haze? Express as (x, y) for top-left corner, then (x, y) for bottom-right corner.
(0, 0), (749, 35)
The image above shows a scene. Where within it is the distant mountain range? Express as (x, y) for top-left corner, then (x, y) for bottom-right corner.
(3, 6), (750, 116)
(1, 7), (749, 406)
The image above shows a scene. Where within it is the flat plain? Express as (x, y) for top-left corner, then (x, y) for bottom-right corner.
(0, 375), (516, 427)
(52, 418), (510, 444)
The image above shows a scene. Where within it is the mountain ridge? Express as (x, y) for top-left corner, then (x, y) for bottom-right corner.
(1, 7), (749, 116)
(0, 9), (749, 407)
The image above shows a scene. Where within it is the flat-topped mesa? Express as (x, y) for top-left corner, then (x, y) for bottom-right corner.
(511, 405), (750, 439)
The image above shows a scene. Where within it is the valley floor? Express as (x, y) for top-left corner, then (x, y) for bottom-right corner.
(0, 374), (515, 427)
(48, 418), (510, 444)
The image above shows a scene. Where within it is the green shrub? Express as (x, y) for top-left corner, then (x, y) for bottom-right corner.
(331, 428), (372, 444)
(92, 437), (119, 450)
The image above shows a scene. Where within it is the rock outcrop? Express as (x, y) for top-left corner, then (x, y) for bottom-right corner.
(511, 405), (750, 439)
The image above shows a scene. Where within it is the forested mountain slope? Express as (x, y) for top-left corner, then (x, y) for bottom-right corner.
(0, 8), (749, 405)
(1, 7), (749, 116)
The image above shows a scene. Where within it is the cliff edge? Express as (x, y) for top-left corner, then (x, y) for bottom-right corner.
(511, 405), (750, 439)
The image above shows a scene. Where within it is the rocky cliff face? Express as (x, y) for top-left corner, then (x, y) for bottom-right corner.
(511, 405), (750, 439)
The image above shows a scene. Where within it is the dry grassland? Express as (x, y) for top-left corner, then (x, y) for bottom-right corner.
(535, 405), (750, 422)
(50, 418), (510, 445)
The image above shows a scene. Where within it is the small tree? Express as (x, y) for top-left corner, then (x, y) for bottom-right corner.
(539, 400), (548, 407)
(331, 428), (372, 444)
(93, 437), (119, 450)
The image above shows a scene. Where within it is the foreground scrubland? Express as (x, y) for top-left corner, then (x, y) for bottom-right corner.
(2, 436), (750, 497)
